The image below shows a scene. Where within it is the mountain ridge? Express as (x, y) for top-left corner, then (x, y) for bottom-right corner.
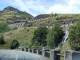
(0, 6), (33, 23)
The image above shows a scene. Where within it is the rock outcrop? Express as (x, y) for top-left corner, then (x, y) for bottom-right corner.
(3, 6), (18, 12)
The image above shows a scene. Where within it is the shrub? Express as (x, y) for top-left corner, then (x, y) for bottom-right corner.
(0, 34), (5, 45)
(56, 17), (59, 20)
(12, 27), (17, 30)
(27, 29), (29, 31)
(10, 39), (19, 49)
(54, 13), (58, 17)
(28, 22), (33, 27)
(0, 22), (11, 33)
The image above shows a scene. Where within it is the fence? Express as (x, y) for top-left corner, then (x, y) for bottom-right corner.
(21, 48), (80, 60)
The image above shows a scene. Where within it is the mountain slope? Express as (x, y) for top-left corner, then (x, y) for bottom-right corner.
(0, 6), (33, 23)
(0, 28), (36, 49)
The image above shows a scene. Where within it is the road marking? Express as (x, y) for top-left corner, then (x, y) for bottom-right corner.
(14, 53), (18, 60)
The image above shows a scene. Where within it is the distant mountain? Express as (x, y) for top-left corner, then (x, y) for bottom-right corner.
(3, 6), (19, 12)
(0, 6), (33, 23)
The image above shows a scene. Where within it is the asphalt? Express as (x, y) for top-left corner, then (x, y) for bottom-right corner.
(0, 50), (49, 60)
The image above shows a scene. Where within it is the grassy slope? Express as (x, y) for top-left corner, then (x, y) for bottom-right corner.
(0, 14), (78, 50)
(0, 11), (33, 23)
(26, 14), (80, 26)
(0, 28), (36, 49)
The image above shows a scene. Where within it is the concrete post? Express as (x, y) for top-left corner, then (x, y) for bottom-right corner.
(36, 49), (40, 54)
(50, 49), (60, 60)
(37, 49), (42, 55)
(28, 48), (31, 52)
(21, 48), (24, 51)
(42, 49), (49, 57)
(64, 50), (80, 60)
(32, 49), (35, 53)
(32, 49), (36, 53)
(24, 48), (28, 52)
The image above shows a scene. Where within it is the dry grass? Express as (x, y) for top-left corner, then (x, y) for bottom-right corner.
(0, 28), (37, 49)
(27, 14), (80, 27)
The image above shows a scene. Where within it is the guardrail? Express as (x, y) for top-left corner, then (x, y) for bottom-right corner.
(21, 48), (80, 60)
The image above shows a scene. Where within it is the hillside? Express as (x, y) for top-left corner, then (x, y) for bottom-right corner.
(0, 6), (80, 51)
(0, 13), (78, 53)
(0, 28), (36, 49)
(0, 6), (33, 23)
(25, 14), (80, 27)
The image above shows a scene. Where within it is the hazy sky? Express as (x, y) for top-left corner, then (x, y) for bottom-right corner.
(0, 0), (80, 16)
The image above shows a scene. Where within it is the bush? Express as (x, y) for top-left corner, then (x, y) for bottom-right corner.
(55, 13), (58, 17)
(58, 43), (63, 48)
(56, 17), (59, 20)
(0, 22), (11, 33)
(27, 29), (29, 31)
(12, 27), (17, 30)
(0, 34), (5, 45)
(10, 39), (19, 49)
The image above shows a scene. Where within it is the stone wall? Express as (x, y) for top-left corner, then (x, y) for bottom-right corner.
(8, 22), (25, 29)
(34, 14), (51, 20)
(8, 16), (78, 31)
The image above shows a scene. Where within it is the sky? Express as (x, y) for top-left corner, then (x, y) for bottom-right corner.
(0, 0), (80, 17)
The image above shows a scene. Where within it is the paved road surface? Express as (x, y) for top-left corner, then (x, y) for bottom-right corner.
(0, 50), (49, 60)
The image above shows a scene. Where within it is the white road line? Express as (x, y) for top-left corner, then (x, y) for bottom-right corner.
(14, 53), (18, 60)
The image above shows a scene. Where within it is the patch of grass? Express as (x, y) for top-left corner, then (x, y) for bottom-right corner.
(0, 28), (37, 49)
(26, 14), (80, 27)
(0, 11), (33, 23)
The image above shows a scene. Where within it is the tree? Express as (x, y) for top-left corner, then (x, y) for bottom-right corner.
(0, 22), (11, 33)
(31, 26), (48, 48)
(68, 19), (80, 51)
(10, 39), (19, 49)
(54, 13), (58, 17)
(56, 17), (59, 20)
(28, 16), (32, 20)
(0, 34), (5, 45)
(46, 23), (64, 49)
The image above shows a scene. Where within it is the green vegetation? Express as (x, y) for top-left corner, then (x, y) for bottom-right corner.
(46, 23), (64, 49)
(0, 7), (80, 51)
(0, 6), (33, 23)
(10, 39), (19, 49)
(68, 19), (80, 51)
(54, 13), (58, 17)
(26, 14), (80, 27)
(12, 27), (17, 30)
(0, 22), (11, 33)
(0, 28), (36, 49)
(56, 17), (59, 20)
(31, 27), (48, 49)
(0, 34), (5, 45)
